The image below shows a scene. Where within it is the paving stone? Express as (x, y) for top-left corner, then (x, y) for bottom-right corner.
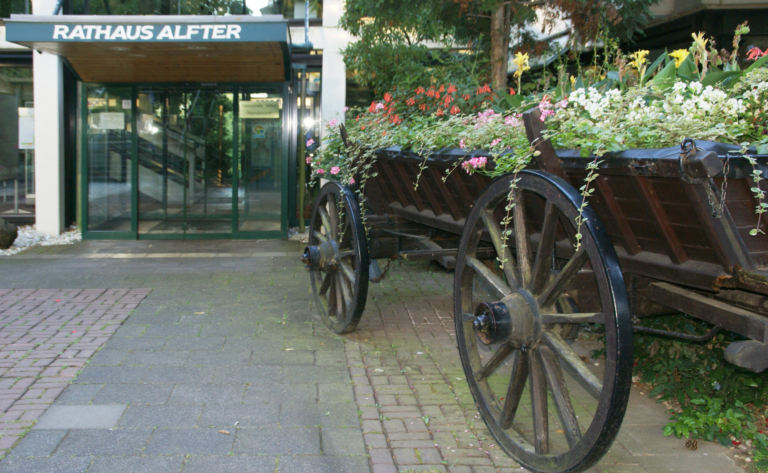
(282, 366), (350, 384)
(242, 384), (316, 405)
(212, 366), (283, 384)
(123, 351), (191, 366)
(321, 427), (366, 454)
(251, 349), (314, 366)
(3, 430), (67, 458)
(199, 404), (279, 428)
(52, 384), (103, 405)
(34, 405), (126, 429)
(88, 350), (129, 366)
(88, 455), (184, 473)
(54, 429), (151, 456)
(181, 455), (277, 473)
(142, 367), (216, 384)
(163, 337), (226, 351)
(279, 403), (360, 427)
(145, 429), (234, 455)
(234, 427), (320, 454)
(118, 405), (201, 429)
(318, 384), (355, 403)
(168, 384), (246, 405)
(186, 351), (253, 367)
(93, 384), (173, 405)
(0, 455), (93, 473)
(142, 325), (202, 338)
(74, 366), (148, 384)
(276, 454), (372, 473)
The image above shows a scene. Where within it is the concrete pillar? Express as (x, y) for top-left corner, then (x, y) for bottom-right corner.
(319, 0), (351, 136)
(32, 0), (66, 236)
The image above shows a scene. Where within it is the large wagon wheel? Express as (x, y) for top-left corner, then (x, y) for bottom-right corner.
(302, 182), (369, 334)
(454, 170), (632, 473)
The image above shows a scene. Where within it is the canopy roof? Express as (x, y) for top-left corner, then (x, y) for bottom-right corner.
(5, 15), (291, 83)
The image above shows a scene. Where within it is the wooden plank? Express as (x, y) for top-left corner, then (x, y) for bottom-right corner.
(412, 163), (444, 217)
(451, 170), (476, 208)
(428, 166), (464, 221)
(594, 177), (642, 255)
(393, 161), (425, 212)
(378, 160), (411, 208)
(371, 162), (399, 207)
(632, 176), (689, 264)
(389, 203), (465, 235)
(522, 109), (568, 179)
(650, 282), (768, 343)
(361, 174), (389, 216)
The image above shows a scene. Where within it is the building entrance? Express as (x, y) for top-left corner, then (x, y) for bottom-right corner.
(84, 83), (288, 239)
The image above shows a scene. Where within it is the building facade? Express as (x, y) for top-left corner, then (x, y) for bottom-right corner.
(0, 0), (352, 239)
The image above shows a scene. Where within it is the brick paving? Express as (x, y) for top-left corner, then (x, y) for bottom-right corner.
(0, 239), (745, 472)
(0, 289), (150, 456)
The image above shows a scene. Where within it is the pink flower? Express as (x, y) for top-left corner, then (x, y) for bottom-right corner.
(343, 107), (349, 112)
(539, 97), (556, 121)
(461, 156), (488, 173)
(459, 139), (466, 149)
(330, 166), (340, 175)
(490, 138), (502, 147)
(349, 177), (355, 184)
(556, 98), (568, 109)
(306, 156), (312, 164)
(316, 168), (325, 174)
(375, 103), (385, 111)
(329, 119), (338, 127)
(306, 138), (314, 147)
(505, 114), (521, 127)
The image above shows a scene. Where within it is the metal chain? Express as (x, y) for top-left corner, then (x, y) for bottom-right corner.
(370, 255), (400, 283)
(704, 155), (730, 219)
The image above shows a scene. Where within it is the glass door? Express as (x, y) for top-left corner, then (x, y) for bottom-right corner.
(136, 87), (234, 237)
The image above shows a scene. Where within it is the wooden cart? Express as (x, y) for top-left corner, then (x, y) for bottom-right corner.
(300, 108), (768, 473)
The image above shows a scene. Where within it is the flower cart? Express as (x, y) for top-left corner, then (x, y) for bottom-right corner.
(300, 107), (768, 473)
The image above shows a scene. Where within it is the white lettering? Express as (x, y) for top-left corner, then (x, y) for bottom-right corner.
(126, 25), (141, 40)
(173, 25), (183, 39)
(201, 25), (214, 39)
(212, 25), (226, 39)
(69, 25), (85, 39)
(156, 25), (174, 39)
(111, 25), (127, 40)
(186, 25), (200, 39)
(84, 25), (97, 39)
(53, 25), (69, 39)
(94, 25), (112, 39)
(140, 25), (154, 40)
(226, 25), (241, 39)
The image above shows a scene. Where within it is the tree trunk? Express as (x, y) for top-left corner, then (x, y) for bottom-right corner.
(490, 3), (508, 90)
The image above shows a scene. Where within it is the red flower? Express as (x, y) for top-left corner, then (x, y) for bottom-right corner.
(733, 440), (742, 446)
(438, 84), (445, 93)
(747, 47), (766, 61)
(384, 92), (392, 103)
(509, 87), (516, 96)
(426, 89), (436, 98)
(382, 131), (387, 136)
(419, 104), (427, 111)
(447, 84), (457, 93)
(450, 105), (461, 115)
(436, 108), (444, 117)
(444, 95), (452, 105)
(476, 84), (492, 95)
(406, 97), (416, 106)
(415, 86), (425, 95)
(368, 101), (377, 113)
(435, 92), (440, 99)
(463, 94), (471, 101)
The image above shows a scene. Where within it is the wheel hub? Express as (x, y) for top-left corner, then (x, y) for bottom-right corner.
(473, 290), (541, 347)
(301, 238), (340, 272)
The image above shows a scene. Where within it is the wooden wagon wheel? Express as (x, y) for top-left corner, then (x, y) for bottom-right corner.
(454, 170), (632, 473)
(302, 181), (369, 334)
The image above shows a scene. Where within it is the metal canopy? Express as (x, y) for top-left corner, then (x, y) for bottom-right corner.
(5, 15), (292, 83)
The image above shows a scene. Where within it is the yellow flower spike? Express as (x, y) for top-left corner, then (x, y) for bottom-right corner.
(692, 32), (708, 50)
(669, 49), (689, 68)
(512, 52), (531, 78)
(570, 75), (576, 87)
(629, 50), (649, 70)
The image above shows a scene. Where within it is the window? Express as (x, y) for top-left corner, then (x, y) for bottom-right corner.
(0, 67), (34, 218)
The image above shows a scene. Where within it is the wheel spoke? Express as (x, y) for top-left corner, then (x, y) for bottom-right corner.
(314, 232), (329, 244)
(481, 210), (519, 290)
(539, 346), (582, 448)
(540, 313), (604, 324)
(536, 248), (588, 308)
(337, 271), (353, 312)
(327, 275), (337, 314)
(466, 256), (512, 300)
(319, 272), (332, 296)
(530, 200), (557, 294)
(475, 344), (514, 382)
(339, 250), (354, 259)
(514, 190), (533, 290)
(335, 273), (345, 318)
(528, 348), (549, 455)
(500, 350), (529, 429)
(541, 331), (602, 398)
(328, 197), (340, 239)
(339, 260), (357, 287)
(318, 206), (333, 237)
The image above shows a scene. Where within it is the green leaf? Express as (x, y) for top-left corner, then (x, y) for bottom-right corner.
(652, 61), (677, 88)
(741, 378), (759, 388)
(643, 52), (668, 84)
(677, 55), (698, 81)
(701, 71), (743, 88)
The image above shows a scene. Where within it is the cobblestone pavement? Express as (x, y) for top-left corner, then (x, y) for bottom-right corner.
(0, 289), (149, 456)
(0, 240), (744, 473)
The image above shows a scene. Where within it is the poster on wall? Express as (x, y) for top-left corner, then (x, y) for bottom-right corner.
(97, 112), (125, 130)
(239, 99), (281, 119)
(18, 108), (34, 149)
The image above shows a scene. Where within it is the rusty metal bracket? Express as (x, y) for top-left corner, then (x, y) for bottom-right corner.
(632, 324), (720, 343)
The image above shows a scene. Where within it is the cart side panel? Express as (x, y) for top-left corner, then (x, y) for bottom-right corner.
(717, 176), (768, 267)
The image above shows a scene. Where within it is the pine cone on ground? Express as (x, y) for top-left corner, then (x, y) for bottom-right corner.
(685, 438), (698, 450)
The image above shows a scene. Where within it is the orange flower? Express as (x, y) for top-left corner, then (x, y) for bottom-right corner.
(406, 97), (416, 106)
(360, 125), (366, 130)
(444, 95), (452, 105)
(450, 105), (461, 115)
(435, 92), (440, 99)
(447, 84), (457, 94)
(415, 86), (425, 95)
(368, 101), (377, 113)
(476, 84), (491, 95)
(382, 131), (387, 136)
(419, 104), (427, 111)
(426, 89), (436, 98)
(509, 87), (516, 96)
(436, 108), (444, 117)
(438, 84), (445, 93)
(463, 94), (471, 101)
(384, 92), (392, 103)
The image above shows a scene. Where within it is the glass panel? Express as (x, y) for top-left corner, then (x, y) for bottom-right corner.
(0, 0), (30, 17)
(0, 67), (34, 217)
(66, 0), (321, 17)
(86, 86), (133, 232)
(137, 88), (234, 235)
(238, 87), (283, 232)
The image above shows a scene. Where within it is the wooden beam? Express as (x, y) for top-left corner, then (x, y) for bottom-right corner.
(522, 109), (568, 179)
(409, 162), (444, 217)
(428, 166), (464, 221)
(633, 176), (689, 264)
(594, 177), (642, 256)
(394, 161), (425, 212)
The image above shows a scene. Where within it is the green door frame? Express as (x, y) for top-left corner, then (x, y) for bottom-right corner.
(80, 81), (292, 241)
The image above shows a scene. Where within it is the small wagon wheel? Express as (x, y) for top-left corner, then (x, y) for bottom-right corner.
(454, 170), (632, 473)
(302, 181), (369, 334)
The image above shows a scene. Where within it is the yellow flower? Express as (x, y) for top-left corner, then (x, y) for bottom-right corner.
(570, 75), (576, 87)
(692, 32), (708, 50)
(629, 50), (649, 70)
(513, 52), (530, 78)
(669, 49), (689, 68)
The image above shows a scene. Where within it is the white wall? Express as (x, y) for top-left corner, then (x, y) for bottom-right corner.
(32, 0), (66, 236)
